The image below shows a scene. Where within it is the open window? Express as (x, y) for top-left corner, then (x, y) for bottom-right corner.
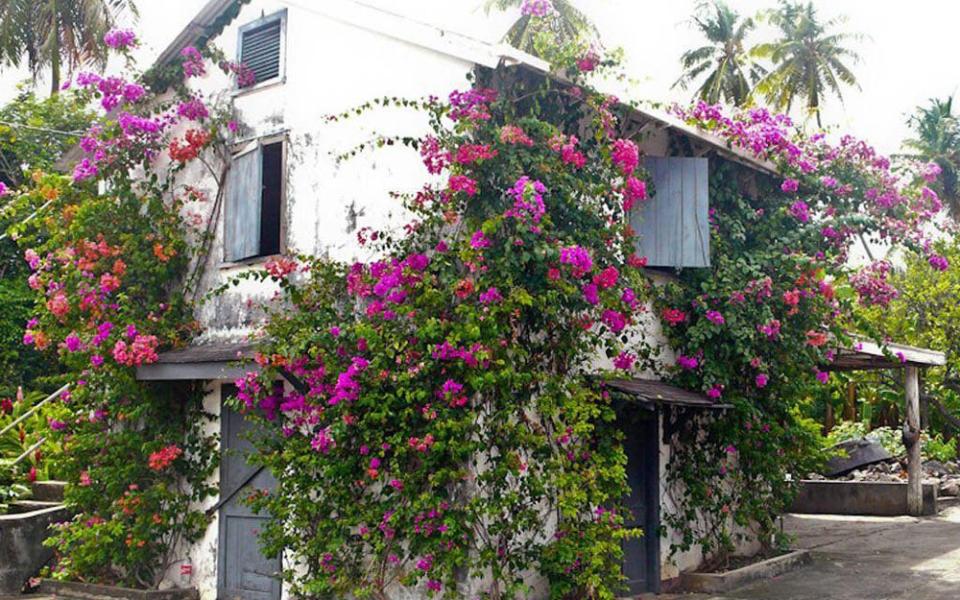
(224, 140), (284, 263)
(236, 9), (286, 89)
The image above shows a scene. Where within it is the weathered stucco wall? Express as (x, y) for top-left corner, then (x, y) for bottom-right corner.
(170, 0), (477, 344)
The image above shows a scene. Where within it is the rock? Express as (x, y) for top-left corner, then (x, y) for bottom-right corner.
(825, 438), (893, 477)
(941, 478), (960, 497)
(923, 460), (953, 477)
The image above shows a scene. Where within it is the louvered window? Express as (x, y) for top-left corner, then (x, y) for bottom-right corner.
(237, 11), (285, 88)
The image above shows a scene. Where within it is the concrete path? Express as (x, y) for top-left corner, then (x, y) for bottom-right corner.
(668, 505), (960, 600)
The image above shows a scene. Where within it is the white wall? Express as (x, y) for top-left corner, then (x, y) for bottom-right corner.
(175, 0), (476, 342)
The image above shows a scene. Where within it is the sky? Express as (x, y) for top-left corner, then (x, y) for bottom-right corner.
(0, 0), (956, 156)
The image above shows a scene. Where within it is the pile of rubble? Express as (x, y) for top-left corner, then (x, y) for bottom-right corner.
(806, 437), (960, 497)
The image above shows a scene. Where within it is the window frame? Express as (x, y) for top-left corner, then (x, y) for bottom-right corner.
(221, 133), (288, 268)
(233, 8), (288, 95)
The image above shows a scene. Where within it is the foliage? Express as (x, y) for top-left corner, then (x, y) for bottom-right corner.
(232, 41), (649, 600)
(923, 432), (957, 462)
(752, 1), (863, 126)
(673, 0), (765, 106)
(0, 88), (94, 397)
(5, 35), (225, 588)
(901, 96), (960, 219)
(655, 100), (944, 563)
(0, 0), (138, 94)
(486, 0), (598, 58)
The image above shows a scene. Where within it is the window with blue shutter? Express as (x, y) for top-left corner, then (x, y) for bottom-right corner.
(237, 10), (285, 88)
(630, 156), (710, 268)
(225, 141), (284, 262)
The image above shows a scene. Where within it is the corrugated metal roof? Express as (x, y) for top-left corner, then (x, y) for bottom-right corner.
(604, 378), (728, 409)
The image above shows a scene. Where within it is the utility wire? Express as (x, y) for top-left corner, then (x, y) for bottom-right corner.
(0, 120), (86, 137)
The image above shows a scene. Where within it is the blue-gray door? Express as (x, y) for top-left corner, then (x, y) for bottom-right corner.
(621, 409), (660, 593)
(218, 386), (281, 600)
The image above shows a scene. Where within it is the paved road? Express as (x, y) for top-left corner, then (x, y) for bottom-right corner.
(664, 505), (960, 600)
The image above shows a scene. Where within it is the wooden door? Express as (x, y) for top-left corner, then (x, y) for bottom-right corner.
(217, 385), (281, 600)
(620, 408), (661, 594)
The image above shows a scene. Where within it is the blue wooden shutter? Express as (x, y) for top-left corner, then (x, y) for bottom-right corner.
(630, 157), (710, 268)
(225, 146), (262, 262)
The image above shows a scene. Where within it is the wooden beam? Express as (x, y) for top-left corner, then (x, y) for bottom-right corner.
(905, 366), (923, 516)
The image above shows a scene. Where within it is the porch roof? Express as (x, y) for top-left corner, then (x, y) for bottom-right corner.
(136, 341), (257, 381)
(604, 378), (730, 409)
(828, 338), (946, 372)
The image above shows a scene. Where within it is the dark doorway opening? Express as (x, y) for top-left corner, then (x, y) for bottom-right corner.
(619, 406), (661, 594)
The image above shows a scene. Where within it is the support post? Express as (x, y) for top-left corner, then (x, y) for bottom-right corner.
(905, 366), (923, 516)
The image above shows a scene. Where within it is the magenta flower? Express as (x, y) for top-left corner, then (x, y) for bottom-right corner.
(520, 0), (553, 17)
(602, 309), (627, 333)
(789, 200), (810, 223)
(676, 355), (699, 370)
(707, 385), (723, 399)
(755, 373), (768, 388)
(780, 179), (799, 193)
(582, 283), (599, 305)
(815, 370), (830, 384)
(929, 254), (949, 271)
(592, 266), (619, 289)
(559, 245), (593, 277)
(64, 332), (82, 352)
(479, 287), (502, 304)
(470, 230), (491, 249)
(103, 29), (137, 50)
(705, 310), (725, 325)
(613, 351), (635, 370)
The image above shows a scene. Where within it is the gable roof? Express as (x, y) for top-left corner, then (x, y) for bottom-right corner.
(59, 0), (778, 177)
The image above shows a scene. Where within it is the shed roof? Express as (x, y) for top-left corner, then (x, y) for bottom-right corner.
(604, 378), (729, 409)
(136, 341), (256, 380)
(828, 338), (946, 371)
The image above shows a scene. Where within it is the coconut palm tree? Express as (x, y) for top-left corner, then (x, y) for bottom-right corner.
(0, 0), (138, 95)
(673, 1), (763, 107)
(902, 96), (960, 218)
(485, 0), (596, 56)
(752, 1), (862, 127)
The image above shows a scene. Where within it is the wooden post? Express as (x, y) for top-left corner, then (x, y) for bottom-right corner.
(905, 366), (923, 516)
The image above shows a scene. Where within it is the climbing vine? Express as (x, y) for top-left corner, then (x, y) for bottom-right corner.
(3, 31), (242, 588)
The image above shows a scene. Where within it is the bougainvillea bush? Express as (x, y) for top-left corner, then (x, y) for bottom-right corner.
(653, 103), (948, 564)
(2, 33), (238, 588)
(232, 60), (653, 600)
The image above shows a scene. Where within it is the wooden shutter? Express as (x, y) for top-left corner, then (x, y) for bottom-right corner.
(630, 156), (710, 268)
(240, 18), (282, 84)
(225, 146), (262, 262)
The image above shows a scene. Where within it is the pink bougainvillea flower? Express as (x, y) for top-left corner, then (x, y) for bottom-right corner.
(582, 283), (599, 305)
(805, 330), (829, 347)
(815, 370), (830, 384)
(498, 124), (534, 146)
(592, 266), (619, 290)
(621, 176), (647, 211)
(707, 385), (723, 399)
(601, 309), (627, 333)
(104, 29), (137, 50)
(676, 354), (699, 370)
(520, 0), (553, 17)
(755, 373), (769, 388)
(929, 254), (949, 271)
(479, 287), (502, 304)
(789, 200), (810, 223)
(780, 178), (799, 194)
(611, 138), (639, 175)
(448, 174), (478, 197)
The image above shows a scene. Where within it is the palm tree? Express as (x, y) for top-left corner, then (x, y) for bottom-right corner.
(0, 0), (138, 95)
(485, 0), (597, 56)
(902, 96), (960, 218)
(752, 1), (862, 127)
(673, 1), (763, 107)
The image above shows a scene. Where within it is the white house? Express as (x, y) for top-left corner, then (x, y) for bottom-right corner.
(124, 1), (779, 598)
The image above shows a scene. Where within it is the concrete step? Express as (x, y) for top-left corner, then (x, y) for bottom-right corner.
(6, 500), (62, 515)
(30, 480), (66, 502)
(0, 504), (69, 594)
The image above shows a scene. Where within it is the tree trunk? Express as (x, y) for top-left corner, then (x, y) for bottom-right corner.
(49, 0), (60, 95)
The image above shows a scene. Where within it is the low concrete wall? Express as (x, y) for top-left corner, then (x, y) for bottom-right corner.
(0, 504), (68, 594)
(680, 550), (812, 593)
(791, 480), (937, 516)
